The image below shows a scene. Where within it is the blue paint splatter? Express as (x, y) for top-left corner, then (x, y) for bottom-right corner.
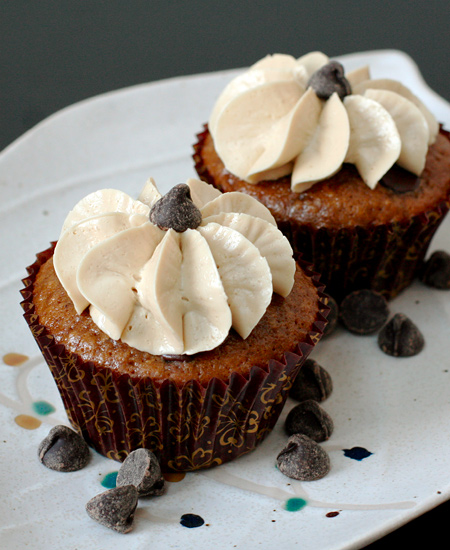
(101, 471), (118, 488)
(285, 498), (307, 512)
(32, 401), (56, 416)
(180, 514), (205, 528)
(343, 447), (373, 461)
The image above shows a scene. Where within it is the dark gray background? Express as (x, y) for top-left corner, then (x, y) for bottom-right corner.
(1, 0), (449, 152)
(1, 1), (449, 547)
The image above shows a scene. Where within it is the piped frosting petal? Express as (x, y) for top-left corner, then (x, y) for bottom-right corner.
(353, 78), (439, 144)
(77, 223), (164, 340)
(292, 92), (350, 192)
(54, 211), (149, 313)
(198, 223), (273, 340)
(344, 95), (401, 189)
(202, 212), (294, 297)
(200, 191), (277, 226)
(61, 189), (150, 235)
(364, 89), (429, 175)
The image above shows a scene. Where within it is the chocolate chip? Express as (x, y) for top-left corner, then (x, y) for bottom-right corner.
(38, 425), (90, 472)
(420, 250), (450, 289)
(380, 164), (421, 193)
(277, 434), (330, 481)
(150, 184), (202, 232)
(285, 400), (334, 442)
(340, 289), (389, 335)
(289, 358), (333, 402)
(86, 485), (138, 534)
(378, 313), (424, 357)
(307, 61), (351, 100)
(116, 448), (165, 497)
(323, 296), (339, 336)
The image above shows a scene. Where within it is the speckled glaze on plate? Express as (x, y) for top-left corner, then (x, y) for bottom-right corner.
(1, 50), (450, 550)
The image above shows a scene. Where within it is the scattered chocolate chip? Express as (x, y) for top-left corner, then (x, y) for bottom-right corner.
(420, 250), (450, 289)
(378, 313), (424, 357)
(86, 485), (138, 534)
(117, 448), (165, 497)
(289, 358), (333, 402)
(150, 183), (202, 232)
(38, 425), (90, 472)
(340, 289), (389, 335)
(307, 61), (351, 100)
(285, 400), (334, 442)
(277, 434), (330, 481)
(323, 296), (338, 336)
(380, 164), (421, 193)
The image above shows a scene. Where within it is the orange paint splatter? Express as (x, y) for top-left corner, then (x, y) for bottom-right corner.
(3, 353), (29, 366)
(14, 414), (42, 430)
(163, 472), (186, 482)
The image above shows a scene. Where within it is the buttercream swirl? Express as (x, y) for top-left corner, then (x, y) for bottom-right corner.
(54, 178), (295, 355)
(209, 51), (439, 191)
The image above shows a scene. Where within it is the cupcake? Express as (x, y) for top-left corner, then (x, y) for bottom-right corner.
(21, 177), (328, 471)
(193, 51), (450, 301)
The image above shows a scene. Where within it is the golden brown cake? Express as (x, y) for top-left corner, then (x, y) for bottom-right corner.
(193, 52), (450, 301)
(21, 178), (328, 471)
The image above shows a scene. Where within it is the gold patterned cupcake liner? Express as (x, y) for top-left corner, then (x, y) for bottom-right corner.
(193, 125), (450, 302)
(21, 244), (329, 472)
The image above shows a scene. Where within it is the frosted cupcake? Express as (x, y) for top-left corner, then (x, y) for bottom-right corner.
(21, 177), (328, 471)
(193, 51), (450, 300)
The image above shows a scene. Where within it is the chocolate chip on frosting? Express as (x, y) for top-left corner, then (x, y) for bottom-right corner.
(339, 289), (389, 335)
(289, 358), (333, 403)
(307, 61), (351, 100)
(86, 485), (138, 534)
(285, 400), (334, 442)
(277, 434), (330, 481)
(116, 448), (165, 497)
(378, 313), (425, 357)
(150, 184), (202, 232)
(38, 425), (90, 472)
(420, 250), (450, 289)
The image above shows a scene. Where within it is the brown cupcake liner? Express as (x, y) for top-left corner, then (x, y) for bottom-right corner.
(21, 244), (329, 472)
(283, 201), (450, 301)
(193, 125), (450, 302)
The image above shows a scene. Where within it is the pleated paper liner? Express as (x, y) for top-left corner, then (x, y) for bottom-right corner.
(281, 200), (449, 302)
(21, 243), (329, 472)
(193, 124), (450, 302)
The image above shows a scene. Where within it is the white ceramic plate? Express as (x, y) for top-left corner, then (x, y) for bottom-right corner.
(1, 50), (449, 550)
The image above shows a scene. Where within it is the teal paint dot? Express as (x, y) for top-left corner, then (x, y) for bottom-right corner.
(101, 471), (118, 489)
(32, 401), (56, 416)
(285, 498), (307, 512)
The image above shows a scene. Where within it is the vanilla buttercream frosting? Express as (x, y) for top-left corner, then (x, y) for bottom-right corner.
(209, 52), (439, 191)
(54, 178), (295, 355)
